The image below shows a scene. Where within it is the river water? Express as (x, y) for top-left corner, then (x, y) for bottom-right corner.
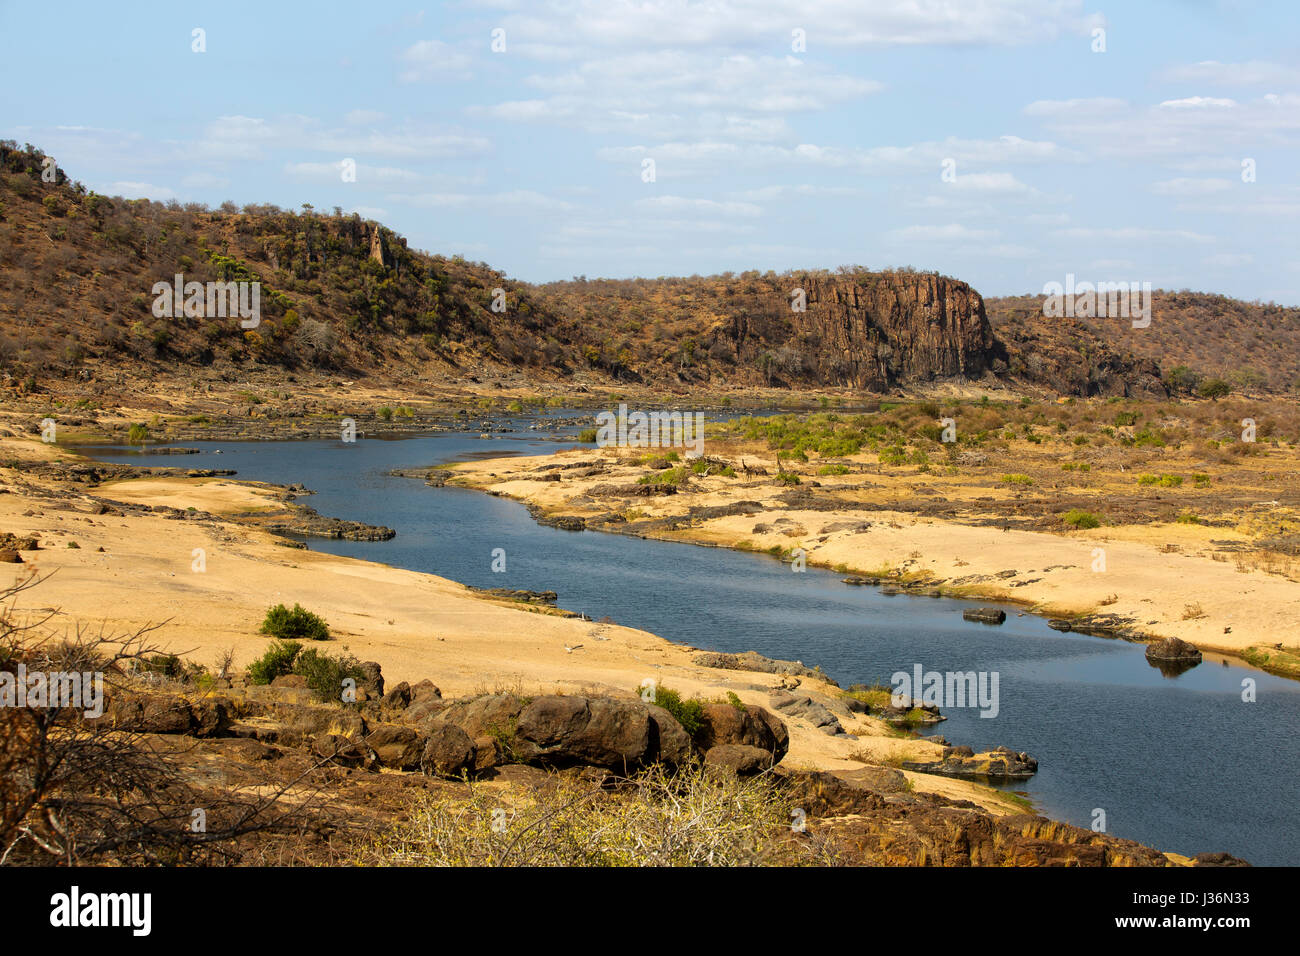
(74, 419), (1300, 865)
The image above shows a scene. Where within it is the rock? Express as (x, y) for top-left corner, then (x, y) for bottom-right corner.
(0, 550), (21, 563)
(778, 768), (907, 815)
(645, 703), (692, 765)
(704, 744), (773, 776)
(513, 696), (651, 769)
(436, 693), (524, 739)
(409, 679), (442, 702)
(767, 692), (844, 735)
(903, 745), (1037, 780)
(692, 650), (833, 684)
(962, 607), (1007, 625)
(190, 697), (233, 737)
(471, 735), (503, 772)
(312, 733), (379, 770)
(359, 661), (384, 698)
(419, 721), (474, 777)
(1047, 619), (1073, 631)
(271, 674), (308, 689)
(401, 696), (449, 727)
(380, 681), (412, 710)
(367, 723), (424, 770)
(1192, 851), (1251, 867)
(694, 703), (789, 764)
(1145, 636), (1202, 663)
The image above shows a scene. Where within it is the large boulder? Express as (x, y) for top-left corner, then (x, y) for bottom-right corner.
(367, 723), (424, 770)
(513, 696), (651, 769)
(435, 693), (524, 739)
(420, 721), (474, 777)
(694, 703), (789, 764)
(1145, 636), (1202, 663)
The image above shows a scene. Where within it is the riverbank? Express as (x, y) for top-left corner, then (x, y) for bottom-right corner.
(0, 435), (1039, 819)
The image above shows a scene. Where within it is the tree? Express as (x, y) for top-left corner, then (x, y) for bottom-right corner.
(1197, 377), (1231, 400)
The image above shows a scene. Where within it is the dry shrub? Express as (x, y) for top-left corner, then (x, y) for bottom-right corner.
(352, 763), (842, 867)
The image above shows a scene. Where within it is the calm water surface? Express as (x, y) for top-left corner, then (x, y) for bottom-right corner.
(74, 424), (1300, 865)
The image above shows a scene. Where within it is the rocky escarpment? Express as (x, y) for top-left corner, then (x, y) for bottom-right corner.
(716, 271), (1003, 390)
(792, 272), (1001, 389)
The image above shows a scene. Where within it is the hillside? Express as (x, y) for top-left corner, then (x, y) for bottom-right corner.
(987, 292), (1300, 395)
(1, 140), (1291, 402)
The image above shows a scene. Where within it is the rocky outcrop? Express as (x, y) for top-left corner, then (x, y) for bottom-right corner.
(721, 272), (1001, 390)
(692, 650), (832, 684)
(1145, 636), (1203, 663)
(902, 745), (1038, 780)
(694, 702), (789, 765)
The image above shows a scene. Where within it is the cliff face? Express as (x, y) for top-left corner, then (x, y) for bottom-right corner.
(791, 273), (1000, 390)
(712, 271), (1002, 390)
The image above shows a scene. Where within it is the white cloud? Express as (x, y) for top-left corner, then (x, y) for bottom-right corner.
(104, 181), (177, 200)
(1158, 96), (1237, 109)
(1160, 60), (1300, 87)
(480, 0), (1101, 53)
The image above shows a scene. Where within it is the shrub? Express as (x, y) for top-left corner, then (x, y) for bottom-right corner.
(350, 763), (830, 866)
(578, 427), (598, 443)
(817, 464), (850, 475)
(126, 423), (149, 445)
(260, 603), (330, 642)
(1001, 473), (1033, 485)
(644, 685), (705, 736)
(293, 646), (367, 703)
(247, 639), (303, 684)
(1062, 509), (1101, 529)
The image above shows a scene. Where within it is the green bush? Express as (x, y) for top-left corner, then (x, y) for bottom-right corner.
(1001, 473), (1033, 485)
(817, 464), (850, 475)
(293, 646), (368, 703)
(247, 639), (303, 685)
(645, 685), (705, 736)
(578, 427), (598, 443)
(260, 603), (330, 641)
(1062, 509), (1101, 529)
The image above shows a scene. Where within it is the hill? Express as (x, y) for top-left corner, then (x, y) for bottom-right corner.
(2, 141), (1293, 402)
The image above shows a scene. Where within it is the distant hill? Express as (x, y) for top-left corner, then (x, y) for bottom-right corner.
(2, 141), (1292, 399)
(987, 292), (1300, 395)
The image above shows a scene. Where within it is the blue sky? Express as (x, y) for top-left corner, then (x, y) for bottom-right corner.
(3, 0), (1299, 302)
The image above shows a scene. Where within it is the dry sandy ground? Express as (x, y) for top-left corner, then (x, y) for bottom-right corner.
(0, 437), (1014, 814)
(452, 447), (1300, 662)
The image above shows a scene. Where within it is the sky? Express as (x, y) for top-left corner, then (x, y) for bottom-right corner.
(3, 0), (1300, 302)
